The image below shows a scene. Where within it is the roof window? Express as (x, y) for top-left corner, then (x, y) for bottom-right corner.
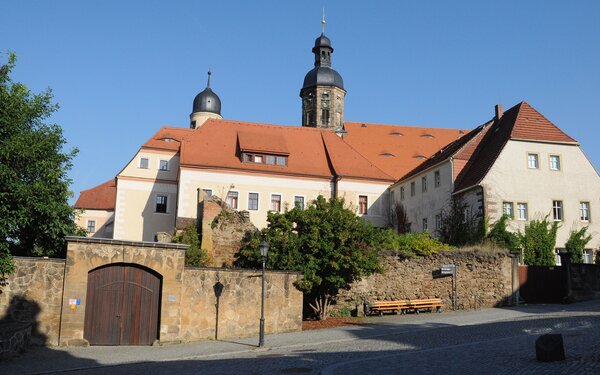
(414, 155), (427, 159)
(242, 152), (287, 166)
(389, 132), (404, 136)
(421, 134), (434, 138)
(160, 137), (177, 142)
(380, 153), (395, 157)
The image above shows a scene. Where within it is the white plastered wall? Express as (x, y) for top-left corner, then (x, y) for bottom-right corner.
(337, 179), (392, 227)
(178, 169), (333, 228)
(75, 209), (115, 239)
(481, 140), (600, 250)
(389, 161), (454, 234)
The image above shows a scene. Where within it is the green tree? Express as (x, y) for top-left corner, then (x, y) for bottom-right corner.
(172, 224), (210, 267)
(236, 196), (382, 320)
(519, 217), (559, 266)
(0, 53), (83, 275)
(565, 227), (592, 264)
(487, 214), (519, 251)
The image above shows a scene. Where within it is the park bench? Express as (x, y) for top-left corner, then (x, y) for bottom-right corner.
(365, 298), (444, 316)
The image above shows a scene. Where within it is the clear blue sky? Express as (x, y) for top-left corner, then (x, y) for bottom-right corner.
(3, 1), (599, 203)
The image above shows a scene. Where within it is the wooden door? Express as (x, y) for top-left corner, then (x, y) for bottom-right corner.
(84, 264), (161, 345)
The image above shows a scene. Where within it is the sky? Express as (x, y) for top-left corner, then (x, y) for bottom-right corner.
(2, 1), (599, 204)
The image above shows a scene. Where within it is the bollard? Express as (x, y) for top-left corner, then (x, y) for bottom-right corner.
(535, 334), (565, 362)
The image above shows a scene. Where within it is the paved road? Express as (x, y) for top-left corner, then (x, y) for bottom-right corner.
(5, 300), (600, 374)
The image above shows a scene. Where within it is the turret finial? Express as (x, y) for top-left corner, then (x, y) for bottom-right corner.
(207, 69), (212, 88)
(321, 8), (326, 34)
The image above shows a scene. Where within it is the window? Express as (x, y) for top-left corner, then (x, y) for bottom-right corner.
(294, 196), (305, 210)
(202, 189), (212, 197)
(422, 218), (428, 231)
(517, 203), (528, 220)
(527, 153), (539, 169)
(359, 195), (368, 215)
(552, 200), (563, 221)
(271, 194), (281, 212)
(584, 250), (593, 264)
(87, 220), (96, 233)
(140, 157), (149, 169)
(422, 176), (427, 192)
(549, 155), (560, 171)
(248, 193), (259, 211)
(435, 214), (441, 230)
(580, 202), (590, 222)
(156, 195), (168, 213)
(400, 187), (405, 201)
(159, 160), (169, 171)
(502, 202), (514, 219)
(410, 182), (416, 197)
(434, 170), (440, 187)
(242, 152), (288, 166)
(226, 191), (239, 209)
(276, 156), (287, 166)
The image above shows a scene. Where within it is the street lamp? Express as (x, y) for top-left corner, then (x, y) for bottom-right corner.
(258, 239), (269, 347)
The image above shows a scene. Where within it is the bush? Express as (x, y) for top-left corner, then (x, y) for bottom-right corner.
(565, 227), (592, 264)
(487, 215), (519, 252)
(173, 224), (210, 267)
(519, 217), (558, 266)
(383, 230), (454, 258)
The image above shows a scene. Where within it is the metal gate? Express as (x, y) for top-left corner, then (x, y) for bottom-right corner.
(518, 265), (566, 304)
(84, 264), (161, 345)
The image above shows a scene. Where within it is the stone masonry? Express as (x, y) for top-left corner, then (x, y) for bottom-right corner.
(0, 257), (65, 345)
(180, 268), (302, 341)
(337, 247), (517, 312)
(198, 196), (256, 267)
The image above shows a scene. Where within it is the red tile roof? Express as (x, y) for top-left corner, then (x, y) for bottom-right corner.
(142, 126), (193, 151)
(343, 122), (467, 179)
(179, 119), (395, 182)
(74, 179), (116, 210)
(453, 101), (577, 191)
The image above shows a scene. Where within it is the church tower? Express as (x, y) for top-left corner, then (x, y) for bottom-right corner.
(190, 70), (222, 129)
(300, 18), (346, 130)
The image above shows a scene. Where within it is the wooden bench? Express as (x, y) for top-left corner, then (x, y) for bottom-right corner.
(365, 298), (444, 316)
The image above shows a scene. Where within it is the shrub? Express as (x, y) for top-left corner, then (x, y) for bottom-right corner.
(519, 216), (558, 266)
(565, 227), (592, 264)
(487, 214), (519, 252)
(173, 224), (210, 267)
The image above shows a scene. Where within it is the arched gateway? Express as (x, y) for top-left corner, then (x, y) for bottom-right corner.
(84, 263), (162, 345)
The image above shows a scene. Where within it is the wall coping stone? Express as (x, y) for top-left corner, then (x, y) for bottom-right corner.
(184, 265), (302, 276)
(10, 256), (66, 264)
(66, 236), (189, 250)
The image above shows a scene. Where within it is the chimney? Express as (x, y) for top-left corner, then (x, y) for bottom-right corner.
(495, 104), (503, 120)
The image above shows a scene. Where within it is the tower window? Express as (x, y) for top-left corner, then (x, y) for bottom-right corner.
(322, 109), (330, 126)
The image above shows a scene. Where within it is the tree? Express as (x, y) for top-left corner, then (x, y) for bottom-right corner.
(172, 224), (210, 267)
(437, 196), (485, 246)
(0, 53), (83, 275)
(519, 217), (559, 266)
(487, 214), (519, 252)
(236, 196), (382, 320)
(565, 227), (592, 264)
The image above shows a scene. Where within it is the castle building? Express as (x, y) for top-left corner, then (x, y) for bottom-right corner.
(75, 26), (600, 261)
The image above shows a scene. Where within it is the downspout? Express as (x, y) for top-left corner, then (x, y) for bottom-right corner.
(332, 175), (340, 199)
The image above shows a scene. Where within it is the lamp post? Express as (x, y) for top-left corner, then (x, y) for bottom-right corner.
(258, 239), (269, 347)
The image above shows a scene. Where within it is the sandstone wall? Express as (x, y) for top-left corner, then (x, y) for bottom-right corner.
(337, 248), (516, 311)
(0, 257), (65, 346)
(180, 267), (302, 341)
(59, 237), (187, 346)
(198, 196), (256, 267)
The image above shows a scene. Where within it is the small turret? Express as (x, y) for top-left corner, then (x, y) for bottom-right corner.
(190, 70), (223, 129)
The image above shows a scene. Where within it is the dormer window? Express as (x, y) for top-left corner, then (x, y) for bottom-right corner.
(380, 153), (395, 157)
(389, 132), (403, 136)
(421, 134), (434, 138)
(414, 155), (426, 159)
(160, 137), (176, 142)
(242, 152), (288, 166)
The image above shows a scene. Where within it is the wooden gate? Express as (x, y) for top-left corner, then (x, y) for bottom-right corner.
(84, 264), (161, 345)
(518, 265), (566, 304)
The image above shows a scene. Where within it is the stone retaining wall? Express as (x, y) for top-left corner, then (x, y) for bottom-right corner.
(0, 322), (32, 359)
(0, 257), (65, 346)
(180, 267), (302, 341)
(336, 248), (517, 312)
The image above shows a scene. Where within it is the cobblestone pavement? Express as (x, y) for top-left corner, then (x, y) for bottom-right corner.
(5, 300), (600, 374)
